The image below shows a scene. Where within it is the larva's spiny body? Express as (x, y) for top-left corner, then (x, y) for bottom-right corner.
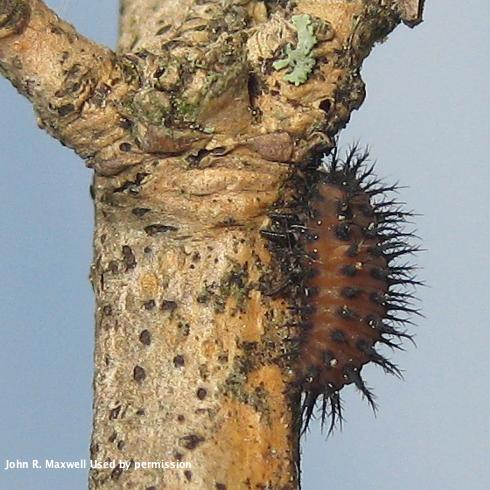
(262, 147), (420, 433)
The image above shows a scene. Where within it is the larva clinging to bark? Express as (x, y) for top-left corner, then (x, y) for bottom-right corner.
(262, 146), (421, 433)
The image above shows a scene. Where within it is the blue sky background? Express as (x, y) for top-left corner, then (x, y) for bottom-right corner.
(1, 1), (489, 489)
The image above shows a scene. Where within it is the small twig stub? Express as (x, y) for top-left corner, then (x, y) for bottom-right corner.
(397, 0), (425, 27)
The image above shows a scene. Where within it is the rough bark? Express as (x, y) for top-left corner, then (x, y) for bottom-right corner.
(0, 0), (424, 488)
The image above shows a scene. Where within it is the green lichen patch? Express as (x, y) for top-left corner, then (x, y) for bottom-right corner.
(126, 88), (171, 126)
(272, 14), (318, 86)
(173, 98), (199, 124)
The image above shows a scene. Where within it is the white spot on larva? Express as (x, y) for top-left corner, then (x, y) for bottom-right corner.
(330, 358), (338, 367)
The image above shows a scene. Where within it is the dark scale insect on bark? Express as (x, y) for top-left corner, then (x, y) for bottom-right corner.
(261, 146), (421, 434)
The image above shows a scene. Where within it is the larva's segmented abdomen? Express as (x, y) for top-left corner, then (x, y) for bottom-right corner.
(300, 183), (389, 407)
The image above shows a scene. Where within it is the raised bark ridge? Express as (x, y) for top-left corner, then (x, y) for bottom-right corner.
(0, 1), (424, 488)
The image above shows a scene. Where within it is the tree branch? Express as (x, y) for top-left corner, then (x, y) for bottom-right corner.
(116, 0), (422, 168)
(0, 0), (146, 175)
(397, 0), (425, 27)
(1, 1), (425, 177)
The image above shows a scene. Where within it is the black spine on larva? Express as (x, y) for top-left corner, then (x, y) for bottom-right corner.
(261, 145), (421, 435)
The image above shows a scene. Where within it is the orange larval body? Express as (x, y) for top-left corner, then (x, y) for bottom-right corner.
(262, 148), (420, 432)
(301, 183), (388, 390)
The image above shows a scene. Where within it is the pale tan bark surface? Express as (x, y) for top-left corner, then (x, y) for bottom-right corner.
(0, 1), (423, 488)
